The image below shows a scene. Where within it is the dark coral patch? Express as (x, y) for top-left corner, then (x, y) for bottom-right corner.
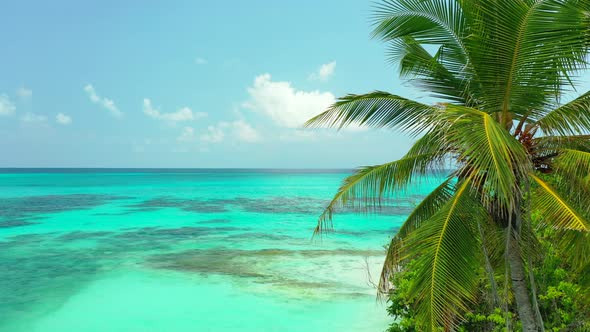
(125, 197), (227, 213)
(0, 194), (133, 221)
(199, 218), (232, 224)
(0, 219), (39, 228)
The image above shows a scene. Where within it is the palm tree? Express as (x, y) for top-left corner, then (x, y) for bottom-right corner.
(306, 1), (590, 331)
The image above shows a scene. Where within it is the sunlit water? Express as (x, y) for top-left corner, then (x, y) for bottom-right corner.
(0, 169), (440, 332)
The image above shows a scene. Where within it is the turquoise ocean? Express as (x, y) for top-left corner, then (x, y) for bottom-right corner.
(0, 169), (440, 332)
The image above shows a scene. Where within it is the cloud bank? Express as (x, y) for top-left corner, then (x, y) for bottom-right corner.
(56, 113), (72, 125)
(309, 61), (336, 81)
(21, 112), (47, 123)
(17, 87), (32, 99)
(0, 95), (16, 116)
(243, 74), (335, 128)
(143, 98), (207, 122)
(84, 84), (123, 117)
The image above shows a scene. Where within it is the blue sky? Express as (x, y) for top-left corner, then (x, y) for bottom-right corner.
(0, 0), (426, 168)
(1, 1), (451, 167)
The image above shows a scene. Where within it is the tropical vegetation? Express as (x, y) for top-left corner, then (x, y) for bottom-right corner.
(386, 200), (590, 331)
(305, 0), (590, 330)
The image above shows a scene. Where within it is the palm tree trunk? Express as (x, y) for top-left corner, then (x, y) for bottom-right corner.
(507, 235), (538, 331)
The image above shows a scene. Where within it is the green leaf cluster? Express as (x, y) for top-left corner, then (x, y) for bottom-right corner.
(385, 210), (590, 331)
(306, 0), (590, 330)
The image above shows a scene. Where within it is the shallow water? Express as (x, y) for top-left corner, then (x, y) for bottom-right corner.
(0, 169), (440, 332)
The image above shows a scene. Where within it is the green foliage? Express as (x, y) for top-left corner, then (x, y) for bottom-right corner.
(307, 0), (590, 330)
(386, 261), (418, 332)
(535, 232), (590, 331)
(385, 213), (590, 331)
(404, 180), (482, 330)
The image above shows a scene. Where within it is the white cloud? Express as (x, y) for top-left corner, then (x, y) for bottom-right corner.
(143, 98), (207, 122)
(279, 129), (318, 142)
(200, 125), (225, 143)
(56, 113), (72, 125)
(84, 84), (123, 117)
(243, 73), (335, 128)
(309, 61), (336, 81)
(0, 95), (16, 116)
(17, 87), (32, 99)
(231, 119), (261, 142)
(177, 126), (196, 142)
(143, 98), (159, 118)
(21, 112), (47, 123)
(195, 57), (208, 65)
(199, 120), (261, 144)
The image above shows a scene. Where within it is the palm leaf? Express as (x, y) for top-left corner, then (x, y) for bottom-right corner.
(534, 90), (590, 136)
(313, 132), (450, 235)
(468, 0), (590, 118)
(555, 148), (590, 181)
(530, 173), (590, 231)
(533, 135), (590, 153)
(373, 0), (475, 99)
(387, 36), (473, 105)
(379, 176), (456, 293)
(372, 0), (469, 58)
(555, 230), (590, 272)
(405, 179), (483, 330)
(304, 91), (436, 135)
(439, 106), (530, 208)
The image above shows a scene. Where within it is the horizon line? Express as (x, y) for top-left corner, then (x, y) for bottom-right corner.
(0, 167), (454, 174)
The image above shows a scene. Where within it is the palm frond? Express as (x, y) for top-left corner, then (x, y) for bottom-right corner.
(372, 0), (469, 58)
(555, 229), (590, 272)
(534, 91), (590, 136)
(304, 92), (437, 135)
(405, 179), (484, 330)
(379, 176), (456, 293)
(533, 135), (590, 152)
(466, 0), (590, 118)
(530, 173), (590, 231)
(313, 132), (450, 235)
(373, 0), (475, 102)
(440, 106), (531, 208)
(555, 148), (590, 181)
(387, 36), (473, 105)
